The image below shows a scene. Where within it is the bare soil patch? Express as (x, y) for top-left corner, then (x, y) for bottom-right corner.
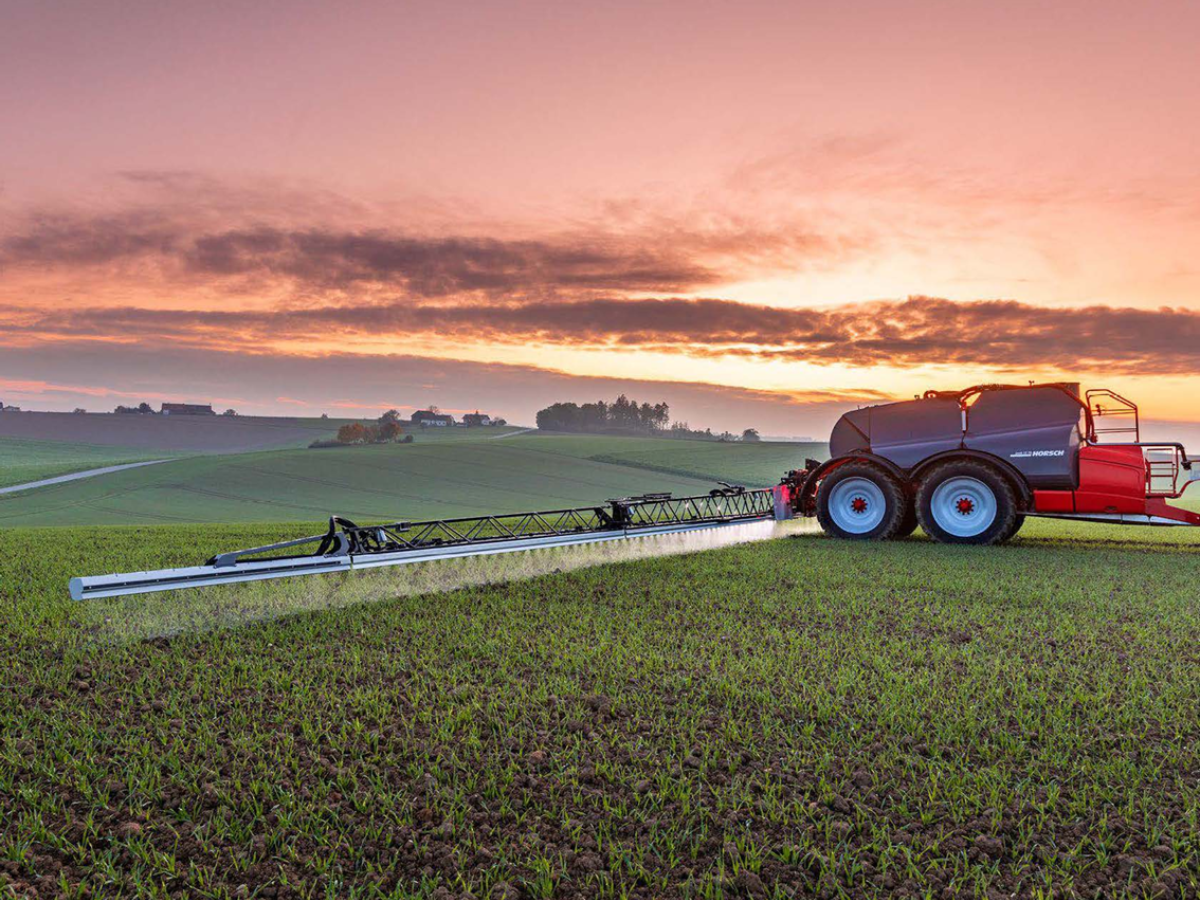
(0, 412), (338, 452)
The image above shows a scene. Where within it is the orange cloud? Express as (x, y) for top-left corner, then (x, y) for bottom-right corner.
(1, 198), (854, 304)
(7, 295), (1200, 376)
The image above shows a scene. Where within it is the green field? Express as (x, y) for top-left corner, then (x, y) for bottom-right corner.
(0, 433), (821, 527)
(535, 434), (823, 486)
(2, 519), (1198, 899)
(0, 414), (418, 491)
(0, 438), (174, 490)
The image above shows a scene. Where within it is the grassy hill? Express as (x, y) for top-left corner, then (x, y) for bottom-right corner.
(3, 519), (1198, 898)
(0, 437), (179, 489)
(0, 418), (529, 492)
(577, 436), (822, 485)
(0, 431), (813, 527)
(0, 410), (351, 453)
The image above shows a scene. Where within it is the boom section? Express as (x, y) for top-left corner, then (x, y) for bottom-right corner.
(348, 488), (773, 553)
(71, 488), (776, 601)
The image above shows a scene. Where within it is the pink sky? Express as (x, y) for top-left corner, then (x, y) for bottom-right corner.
(2, 0), (1198, 432)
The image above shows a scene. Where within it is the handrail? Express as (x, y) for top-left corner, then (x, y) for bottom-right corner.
(1086, 388), (1140, 442)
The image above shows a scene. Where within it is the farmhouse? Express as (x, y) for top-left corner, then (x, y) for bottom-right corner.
(463, 411), (492, 426)
(411, 409), (454, 426)
(161, 402), (216, 416)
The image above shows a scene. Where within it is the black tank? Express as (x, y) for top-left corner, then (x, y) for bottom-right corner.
(828, 385), (1083, 489)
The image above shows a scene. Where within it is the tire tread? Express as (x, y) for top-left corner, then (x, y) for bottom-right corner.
(816, 461), (906, 541)
(916, 459), (1019, 545)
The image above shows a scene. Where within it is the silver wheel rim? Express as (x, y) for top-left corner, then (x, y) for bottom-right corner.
(827, 477), (887, 534)
(930, 476), (997, 538)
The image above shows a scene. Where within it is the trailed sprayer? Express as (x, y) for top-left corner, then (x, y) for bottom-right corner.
(72, 383), (1199, 600)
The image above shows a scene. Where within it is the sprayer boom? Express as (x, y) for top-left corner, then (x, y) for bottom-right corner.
(71, 488), (779, 600)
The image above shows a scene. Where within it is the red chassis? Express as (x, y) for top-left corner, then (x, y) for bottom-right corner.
(1032, 442), (1200, 526)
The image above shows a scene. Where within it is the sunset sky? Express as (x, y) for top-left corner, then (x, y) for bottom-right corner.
(2, 0), (1199, 434)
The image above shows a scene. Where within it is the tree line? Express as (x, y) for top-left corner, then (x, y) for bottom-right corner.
(535, 395), (669, 433)
(113, 403), (238, 415)
(535, 395), (760, 441)
(325, 409), (413, 446)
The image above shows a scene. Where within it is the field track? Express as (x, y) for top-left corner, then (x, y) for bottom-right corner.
(0, 459), (169, 494)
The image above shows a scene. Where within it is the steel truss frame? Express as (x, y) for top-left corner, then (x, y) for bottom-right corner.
(71, 489), (776, 600)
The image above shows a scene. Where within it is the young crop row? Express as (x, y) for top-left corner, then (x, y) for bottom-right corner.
(1, 520), (1198, 898)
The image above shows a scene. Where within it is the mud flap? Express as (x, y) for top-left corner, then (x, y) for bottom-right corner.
(773, 484), (793, 520)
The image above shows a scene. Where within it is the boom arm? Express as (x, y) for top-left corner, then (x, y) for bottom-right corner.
(70, 488), (779, 600)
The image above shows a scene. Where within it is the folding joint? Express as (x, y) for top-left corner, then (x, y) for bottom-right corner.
(208, 532), (331, 567)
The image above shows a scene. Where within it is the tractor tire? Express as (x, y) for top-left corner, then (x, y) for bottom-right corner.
(816, 461), (906, 540)
(998, 513), (1025, 543)
(894, 500), (920, 538)
(916, 460), (1019, 545)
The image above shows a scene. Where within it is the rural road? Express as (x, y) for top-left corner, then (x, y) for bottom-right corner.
(488, 428), (535, 439)
(0, 459), (171, 495)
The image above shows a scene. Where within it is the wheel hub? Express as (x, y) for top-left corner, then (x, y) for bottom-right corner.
(826, 476), (888, 535)
(929, 475), (998, 538)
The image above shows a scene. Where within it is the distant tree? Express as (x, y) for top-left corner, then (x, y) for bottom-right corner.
(741, 428), (761, 442)
(652, 402), (670, 430)
(492, 417), (507, 427)
(73, 408), (87, 414)
(380, 408), (402, 424)
(536, 402), (581, 432)
(222, 408), (238, 417)
(137, 402), (153, 414)
(320, 413), (329, 419)
(377, 420), (403, 442)
(580, 401), (607, 429)
(337, 423), (368, 444)
(610, 394), (631, 429)
(535, 396), (672, 434)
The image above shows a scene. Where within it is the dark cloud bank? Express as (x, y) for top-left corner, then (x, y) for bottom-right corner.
(4, 197), (1198, 429)
(1, 210), (839, 296)
(8, 202), (1191, 375)
(10, 295), (1200, 375)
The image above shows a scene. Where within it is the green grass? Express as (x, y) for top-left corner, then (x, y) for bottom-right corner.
(2, 518), (1198, 898)
(0, 425), (530, 493)
(0, 433), (779, 527)
(0, 437), (177, 489)
(386, 425), (531, 443)
(582, 438), (823, 486)
(498, 432), (824, 487)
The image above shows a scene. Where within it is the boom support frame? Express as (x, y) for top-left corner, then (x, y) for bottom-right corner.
(71, 488), (777, 600)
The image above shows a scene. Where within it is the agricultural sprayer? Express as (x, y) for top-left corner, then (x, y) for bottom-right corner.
(71, 383), (1199, 600)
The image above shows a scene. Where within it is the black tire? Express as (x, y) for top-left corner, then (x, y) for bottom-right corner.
(916, 460), (1019, 545)
(894, 500), (919, 538)
(998, 513), (1025, 543)
(815, 461), (906, 541)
